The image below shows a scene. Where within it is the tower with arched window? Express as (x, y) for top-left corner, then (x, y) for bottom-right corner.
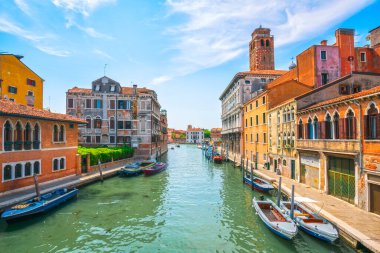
(249, 27), (275, 71)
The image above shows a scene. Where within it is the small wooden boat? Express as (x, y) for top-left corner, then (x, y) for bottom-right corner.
(143, 162), (167, 176)
(176, 144), (180, 148)
(1, 188), (78, 222)
(197, 144), (202, 149)
(213, 154), (223, 164)
(253, 198), (298, 240)
(280, 201), (339, 243)
(244, 176), (274, 192)
(171, 147), (175, 150)
(119, 161), (155, 177)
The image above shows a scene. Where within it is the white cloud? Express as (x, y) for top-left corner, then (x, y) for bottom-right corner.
(151, 75), (173, 85)
(0, 17), (70, 57)
(93, 49), (113, 60)
(52, 0), (116, 16)
(164, 0), (374, 77)
(14, 0), (31, 16)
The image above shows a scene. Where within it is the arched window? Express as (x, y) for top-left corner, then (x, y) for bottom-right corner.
(33, 123), (40, 149)
(53, 159), (59, 171)
(365, 103), (379, 139)
(307, 118), (313, 139)
(291, 132), (295, 147)
(15, 164), (22, 179)
(4, 120), (13, 151)
(266, 40), (270, 47)
(53, 125), (59, 142)
(261, 39), (264, 47)
(283, 109), (287, 122)
(34, 161), (40, 175)
(60, 158), (65, 169)
(14, 121), (23, 150)
(298, 118), (303, 139)
(325, 114), (332, 139)
(3, 165), (12, 181)
(333, 113), (340, 139)
(24, 123), (32, 150)
(86, 117), (92, 129)
(313, 117), (319, 139)
(59, 125), (65, 142)
(94, 117), (102, 129)
(290, 106), (295, 121)
(277, 111), (281, 124)
(25, 162), (32, 177)
(346, 109), (356, 139)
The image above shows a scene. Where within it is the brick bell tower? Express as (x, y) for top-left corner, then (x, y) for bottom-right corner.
(249, 26), (275, 71)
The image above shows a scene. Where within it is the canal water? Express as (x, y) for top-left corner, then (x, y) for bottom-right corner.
(0, 145), (355, 253)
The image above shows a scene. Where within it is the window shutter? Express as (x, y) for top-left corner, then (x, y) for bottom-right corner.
(376, 114), (380, 139)
(352, 117), (357, 139)
(339, 118), (345, 139)
(364, 115), (368, 139)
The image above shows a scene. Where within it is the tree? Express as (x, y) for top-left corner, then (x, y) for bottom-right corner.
(204, 129), (211, 138)
(179, 133), (186, 139)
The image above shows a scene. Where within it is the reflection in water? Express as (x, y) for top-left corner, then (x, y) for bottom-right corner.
(0, 146), (354, 252)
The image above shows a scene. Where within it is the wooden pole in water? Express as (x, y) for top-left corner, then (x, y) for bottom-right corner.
(250, 161), (253, 190)
(290, 185), (295, 219)
(98, 159), (104, 182)
(277, 176), (282, 207)
(233, 155), (236, 168)
(33, 173), (41, 201)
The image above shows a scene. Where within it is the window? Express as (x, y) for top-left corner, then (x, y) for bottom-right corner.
(246, 134), (248, 142)
(25, 162), (32, 177)
(283, 160), (287, 166)
(34, 161), (40, 175)
(261, 78), (266, 83)
(313, 117), (319, 139)
(15, 164), (22, 179)
(245, 80), (250, 84)
(110, 136), (115, 143)
(86, 136), (91, 143)
(250, 104), (252, 110)
(27, 78), (36, 86)
(110, 117), (115, 130)
(333, 113), (340, 139)
(360, 52), (366, 62)
(250, 134), (253, 142)
(86, 117), (92, 129)
(86, 99), (92, 108)
(95, 84), (101, 91)
(250, 117), (252, 127)
(298, 119), (303, 139)
(9, 98), (15, 102)
(110, 100), (115, 109)
(256, 100), (258, 108)
(263, 113), (266, 124)
(24, 123), (32, 150)
(125, 121), (132, 129)
(60, 158), (65, 169)
(94, 118), (102, 129)
(340, 84), (349, 95)
(4, 120), (13, 151)
(245, 119), (248, 127)
(263, 133), (267, 143)
(8, 86), (17, 94)
(110, 85), (116, 92)
(321, 50), (327, 60)
(53, 159), (59, 171)
(68, 98), (74, 108)
(307, 118), (313, 139)
(365, 103), (379, 140)
(261, 39), (264, 47)
(59, 125), (65, 142)
(256, 133), (259, 142)
(256, 115), (259, 125)
(33, 123), (40, 149)
(346, 110), (356, 139)
(53, 125), (59, 142)
(262, 96), (266, 104)
(118, 100), (131, 110)
(53, 157), (66, 171)
(27, 91), (34, 96)
(118, 121), (124, 129)
(325, 114), (333, 139)
(93, 99), (103, 109)
(321, 73), (329, 85)
(353, 85), (361, 93)
(14, 122), (22, 150)
(3, 165), (12, 181)
(266, 40), (270, 47)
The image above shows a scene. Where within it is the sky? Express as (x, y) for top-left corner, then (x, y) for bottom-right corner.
(0, 0), (380, 130)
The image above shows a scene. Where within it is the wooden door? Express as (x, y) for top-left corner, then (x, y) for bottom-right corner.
(370, 184), (380, 215)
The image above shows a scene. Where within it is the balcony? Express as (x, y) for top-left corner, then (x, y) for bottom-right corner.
(14, 141), (23, 151)
(33, 141), (41, 150)
(296, 139), (360, 154)
(24, 141), (32, 150)
(4, 141), (13, 151)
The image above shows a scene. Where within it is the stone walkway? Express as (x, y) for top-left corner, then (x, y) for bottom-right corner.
(0, 163), (124, 211)
(252, 167), (380, 253)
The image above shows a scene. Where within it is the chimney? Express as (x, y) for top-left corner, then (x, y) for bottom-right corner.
(133, 84), (137, 95)
(320, 40), (327, 46)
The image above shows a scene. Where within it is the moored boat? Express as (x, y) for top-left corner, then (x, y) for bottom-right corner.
(252, 198), (298, 240)
(1, 188), (78, 222)
(244, 176), (274, 192)
(280, 201), (339, 243)
(119, 161), (155, 177)
(176, 144), (180, 148)
(213, 154), (223, 163)
(143, 162), (167, 176)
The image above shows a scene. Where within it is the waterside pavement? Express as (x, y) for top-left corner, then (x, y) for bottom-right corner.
(252, 167), (380, 253)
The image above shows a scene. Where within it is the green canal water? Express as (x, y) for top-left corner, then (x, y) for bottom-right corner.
(0, 145), (355, 252)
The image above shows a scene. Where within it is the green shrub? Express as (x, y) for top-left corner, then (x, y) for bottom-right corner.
(78, 146), (134, 166)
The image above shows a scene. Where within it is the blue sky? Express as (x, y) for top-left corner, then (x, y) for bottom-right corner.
(1, 0), (379, 130)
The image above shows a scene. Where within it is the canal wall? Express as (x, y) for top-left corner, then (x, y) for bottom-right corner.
(252, 169), (380, 253)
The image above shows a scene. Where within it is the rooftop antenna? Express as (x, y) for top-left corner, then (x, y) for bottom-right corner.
(104, 64), (108, 76)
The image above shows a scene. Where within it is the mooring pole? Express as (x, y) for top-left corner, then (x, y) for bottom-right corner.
(277, 176), (282, 207)
(250, 162), (253, 190)
(33, 174), (41, 201)
(234, 155), (236, 168)
(290, 185), (295, 219)
(98, 159), (104, 182)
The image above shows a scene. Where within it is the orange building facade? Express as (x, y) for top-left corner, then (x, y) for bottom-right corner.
(0, 99), (85, 193)
(0, 54), (43, 108)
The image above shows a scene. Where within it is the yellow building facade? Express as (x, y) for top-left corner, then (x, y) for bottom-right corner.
(0, 54), (43, 108)
(243, 91), (269, 169)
